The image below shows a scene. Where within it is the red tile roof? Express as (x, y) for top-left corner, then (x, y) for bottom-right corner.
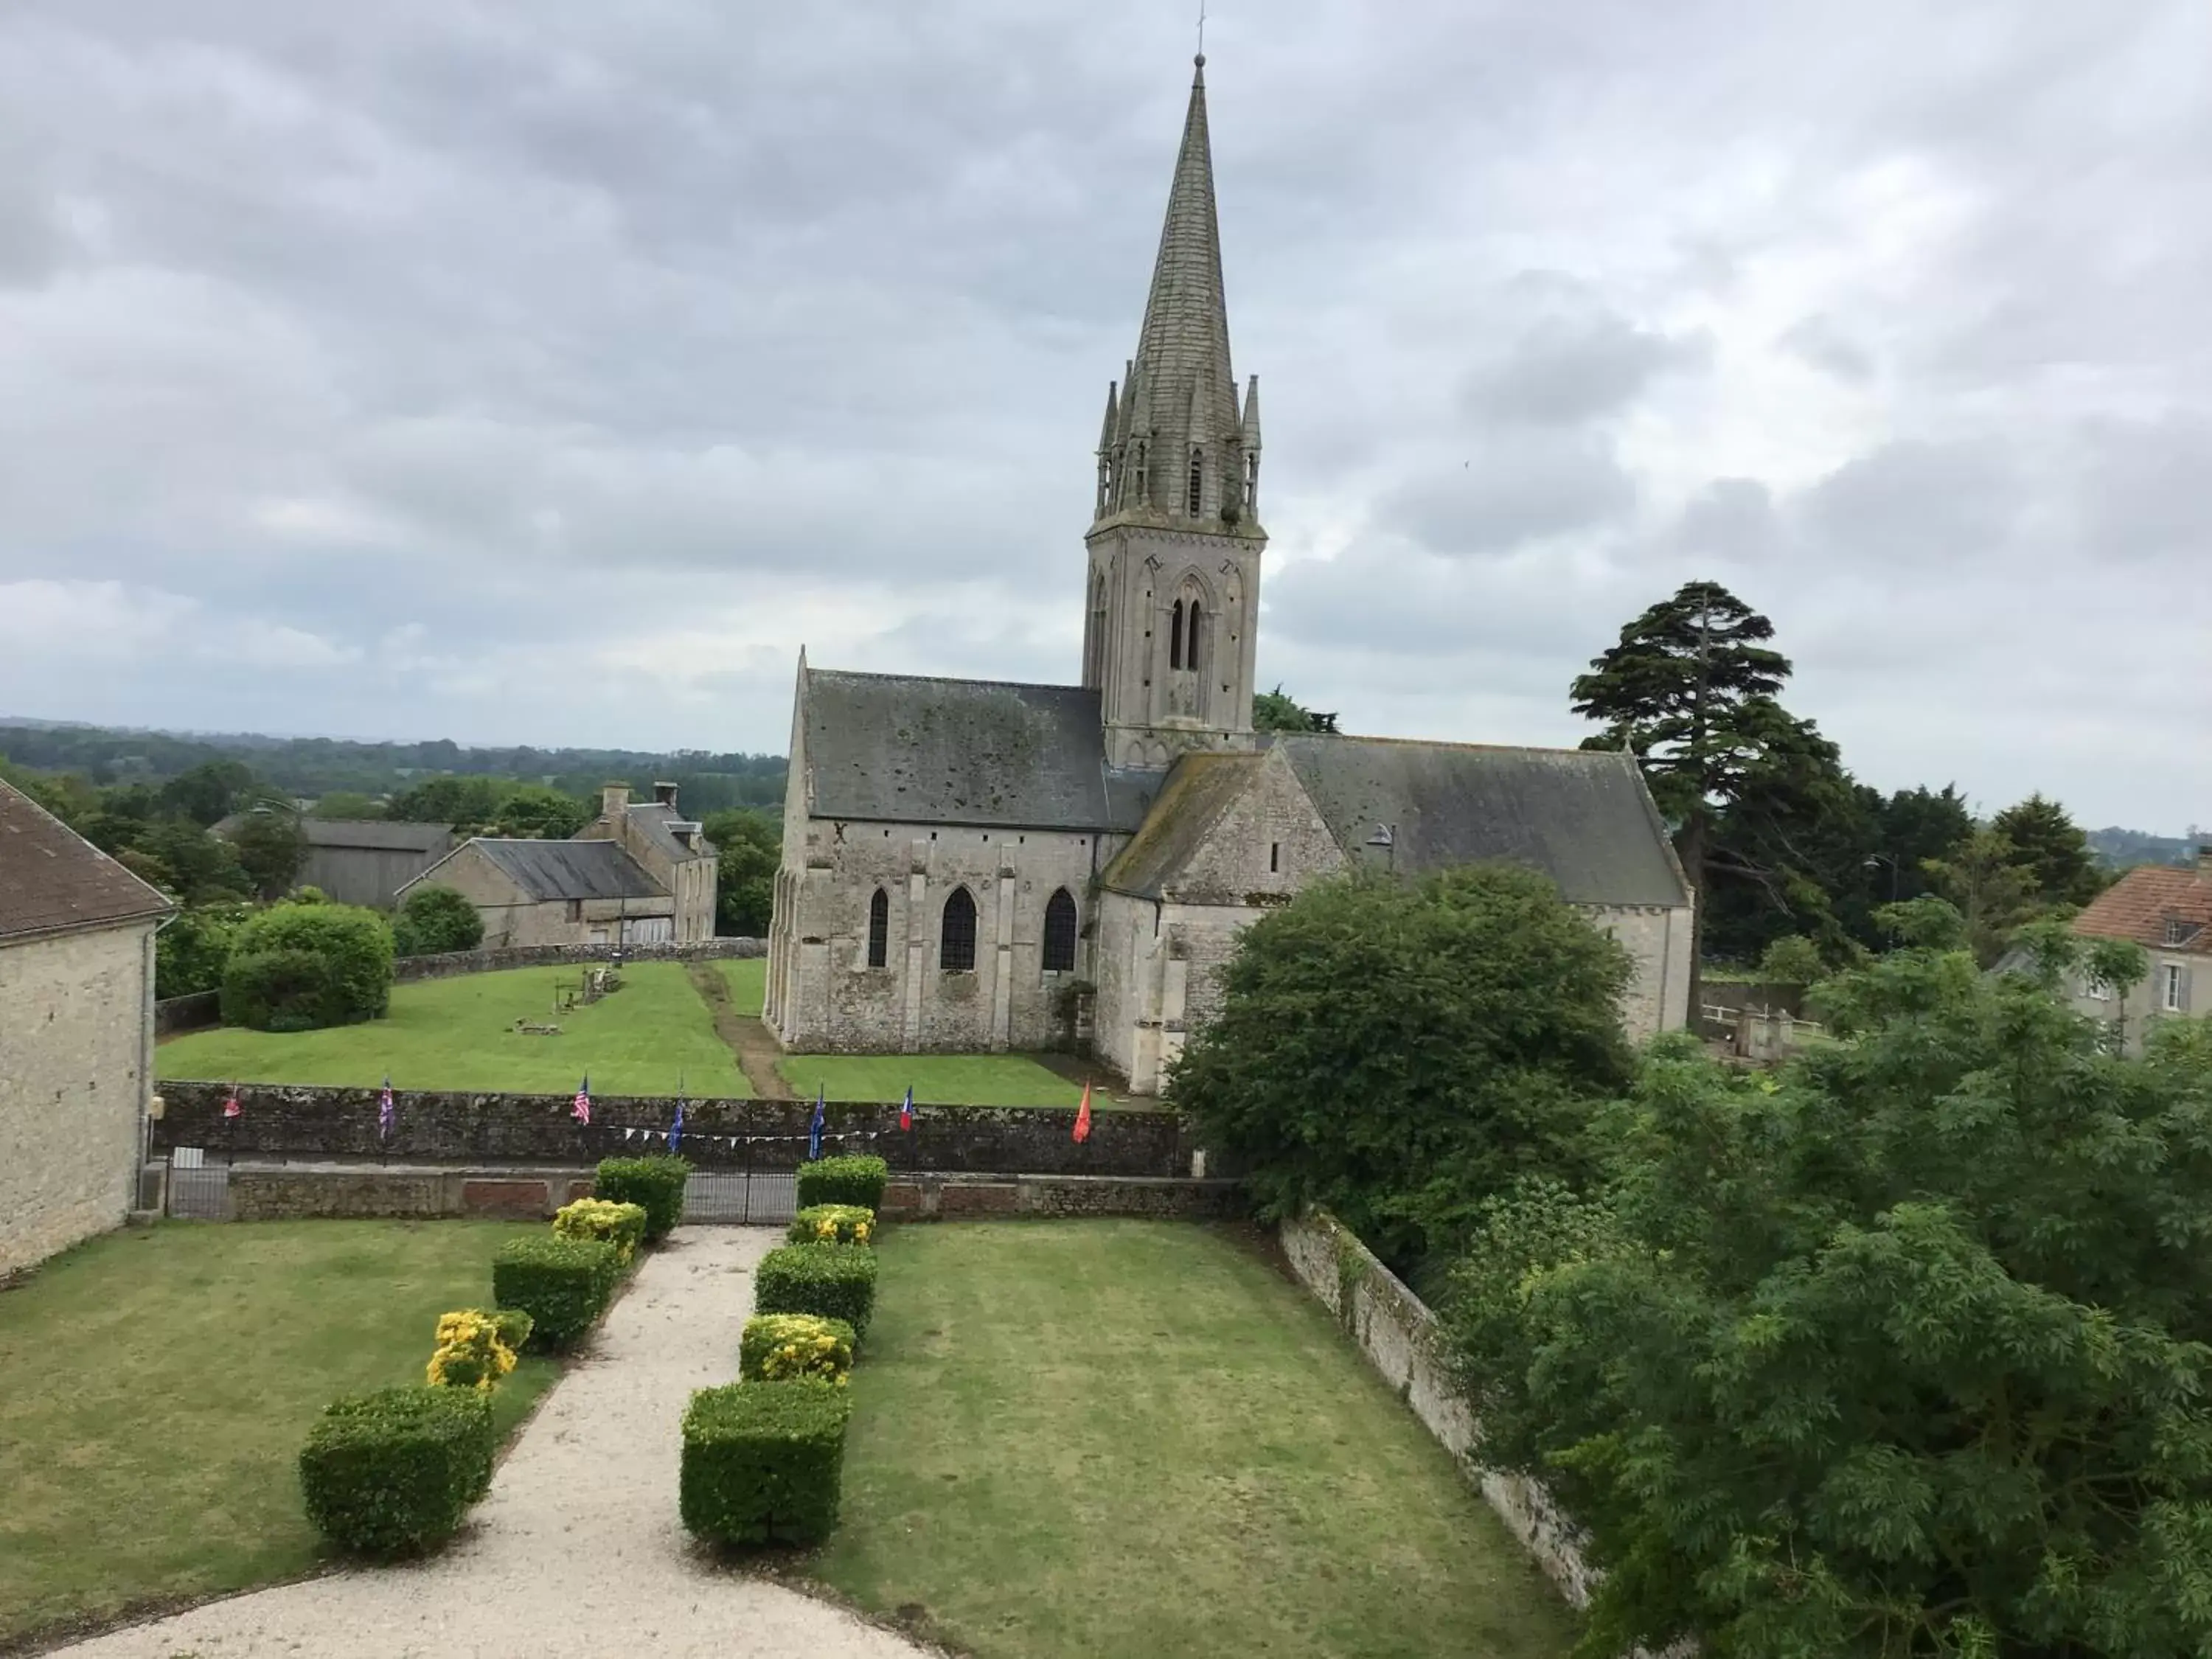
(2071, 863), (2212, 953)
(0, 781), (172, 942)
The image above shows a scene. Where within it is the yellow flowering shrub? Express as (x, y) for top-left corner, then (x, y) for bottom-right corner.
(739, 1312), (855, 1383)
(426, 1308), (519, 1391)
(787, 1203), (874, 1248)
(552, 1197), (647, 1265)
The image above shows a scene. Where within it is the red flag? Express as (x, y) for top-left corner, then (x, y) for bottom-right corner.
(1073, 1082), (1092, 1144)
(222, 1090), (242, 1119)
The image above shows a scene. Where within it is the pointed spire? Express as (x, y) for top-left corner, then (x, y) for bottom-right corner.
(1118, 54), (1239, 524)
(1097, 380), (1119, 452)
(1240, 374), (1262, 450)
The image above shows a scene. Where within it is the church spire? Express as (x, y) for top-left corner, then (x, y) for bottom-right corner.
(1100, 54), (1248, 529)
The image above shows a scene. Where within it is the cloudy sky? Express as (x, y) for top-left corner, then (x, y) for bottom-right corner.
(1, 1), (2206, 830)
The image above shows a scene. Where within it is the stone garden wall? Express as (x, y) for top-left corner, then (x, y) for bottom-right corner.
(153, 1079), (1206, 1178)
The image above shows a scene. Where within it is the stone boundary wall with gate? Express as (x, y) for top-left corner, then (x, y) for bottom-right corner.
(152, 1079), (1208, 1179)
(153, 937), (768, 1036)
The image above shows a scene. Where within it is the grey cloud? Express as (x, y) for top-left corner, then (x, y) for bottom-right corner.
(1384, 432), (1636, 557)
(1795, 439), (2023, 566)
(1672, 479), (1784, 565)
(1778, 314), (1875, 383)
(1463, 285), (1712, 426)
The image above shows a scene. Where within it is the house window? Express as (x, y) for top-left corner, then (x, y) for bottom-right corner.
(566, 900), (582, 923)
(1169, 599), (1184, 670)
(2167, 919), (2194, 945)
(941, 887), (978, 972)
(1043, 888), (1078, 973)
(2165, 963), (2186, 1012)
(866, 888), (888, 969)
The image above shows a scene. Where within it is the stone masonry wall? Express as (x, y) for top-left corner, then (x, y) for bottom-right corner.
(1587, 902), (1693, 1040)
(153, 1079), (1208, 1178)
(1, 920), (157, 1274)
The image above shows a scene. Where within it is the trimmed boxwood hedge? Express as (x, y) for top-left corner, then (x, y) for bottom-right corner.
(787, 1203), (875, 1247)
(594, 1155), (692, 1242)
(299, 1386), (495, 1556)
(753, 1242), (877, 1339)
(740, 1312), (858, 1383)
(680, 1380), (852, 1546)
(795, 1154), (888, 1214)
(492, 1234), (620, 1349)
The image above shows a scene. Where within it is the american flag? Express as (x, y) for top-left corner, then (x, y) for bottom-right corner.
(378, 1075), (395, 1140)
(571, 1074), (592, 1127)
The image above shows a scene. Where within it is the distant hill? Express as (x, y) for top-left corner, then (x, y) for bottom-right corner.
(2088, 825), (2201, 871)
(0, 717), (788, 815)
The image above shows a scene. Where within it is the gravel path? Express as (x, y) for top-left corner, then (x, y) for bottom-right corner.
(53, 1228), (924, 1659)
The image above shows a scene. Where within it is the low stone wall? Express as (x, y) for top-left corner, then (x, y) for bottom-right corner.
(226, 1164), (599, 1222)
(155, 990), (221, 1036)
(153, 1079), (1206, 1179)
(392, 936), (765, 983)
(881, 1172), (1239, 1221)
(1280, 1212), (1604, 1613)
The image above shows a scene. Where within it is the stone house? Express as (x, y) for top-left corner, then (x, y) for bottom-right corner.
(397, 782), (717, 949)
(0, 779), (171, 1274)
(764, 57), (1694, 1088)
(2066, 850), (2209, 1053)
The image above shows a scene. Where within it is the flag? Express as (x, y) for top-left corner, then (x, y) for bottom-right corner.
(378, 1076), (394, 1141)
(572, 1074), (592, 1127)
(1073, 1081), (1093, 1144)
(808, 1085), (825, 1161)
(668, 1094), (686, 1153)
(899, 1085), (914, 1133)
(222, 1088), (242, 1120)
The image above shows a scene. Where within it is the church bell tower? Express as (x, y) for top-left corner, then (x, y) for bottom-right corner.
(1081, 54), (1267, 771)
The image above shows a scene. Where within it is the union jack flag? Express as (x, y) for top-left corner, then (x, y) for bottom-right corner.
(571, 1074), (592, 1127)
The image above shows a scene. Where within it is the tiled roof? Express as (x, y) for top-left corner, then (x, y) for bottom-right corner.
(2072, 864), (2212, 951)
(0, 780), (172, 942)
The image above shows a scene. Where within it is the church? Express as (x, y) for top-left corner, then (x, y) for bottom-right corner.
(765, 56), (1694, 1093)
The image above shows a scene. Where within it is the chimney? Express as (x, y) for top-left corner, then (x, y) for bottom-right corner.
(653, 781), (679, 808)
(601, 782), (630, 821)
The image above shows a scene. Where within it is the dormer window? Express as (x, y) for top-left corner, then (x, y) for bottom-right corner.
(2167, 919), (2196, 946)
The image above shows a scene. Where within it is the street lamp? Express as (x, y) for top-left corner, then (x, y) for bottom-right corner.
(1365, 823), (1397, 874)
(1864, 852), (1902, 901)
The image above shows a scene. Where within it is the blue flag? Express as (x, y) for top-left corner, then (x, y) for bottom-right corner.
(668, 1094), (685, 1152)
(808, 1085), (825, 1161)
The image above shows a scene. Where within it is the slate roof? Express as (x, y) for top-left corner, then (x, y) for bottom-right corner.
(0, 779), (172, 942)
(801, 668), (1154, 832)
(1267, 734), (1689, 908)
(467, 838), (666, 902)
(299, 818), (453, 853)
(1100, 753), (1267, 898)
(2072, 864), (2212, 952)
(623, 801), (715, 862)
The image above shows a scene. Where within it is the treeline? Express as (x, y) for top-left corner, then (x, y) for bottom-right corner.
(0, 720), (787, 813)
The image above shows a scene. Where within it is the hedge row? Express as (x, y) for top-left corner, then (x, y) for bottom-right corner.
(681, 1155), (888, 1549)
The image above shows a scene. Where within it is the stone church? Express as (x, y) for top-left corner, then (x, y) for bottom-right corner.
(765, 57), (1694, 1092)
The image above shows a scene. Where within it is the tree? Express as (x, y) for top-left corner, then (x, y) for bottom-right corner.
(386, 775), (503, 832)
(486, 785), (589, 841)
(220, 901), (394, 1031)
(392, 884), (484, 956)
(1755, 933), (1826, 986)
(157, 759), (257, 827)
(310, 790), (385, 819)
(1921, 826), (2040, 967)
(703, 808), (779, 935)
(1447, 911), (2212, 1658)
(138, 819), (253, 904)
(1570, 580), (1809, 1007)
(1168, 864), (1635, 1271)
(1991, 791), (2106, 907)
(155, 902), (253, 998)
(231, 807), (307, 899)
(1252, 685), (1340, 734)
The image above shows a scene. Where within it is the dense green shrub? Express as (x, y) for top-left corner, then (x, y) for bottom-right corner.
(489, 1308), (534, 1353)
(392, 883), (484, 956)
(796, 1155), (888, 1214)
(679, 1380), (852, 1546)
(154, 900), (253, 998)
(754, 1242), (877, 1338)
(740, 1313), (856, 1383)
(218, 900), (394, 1031)
(299, 1386), (495, 1556)
(787, 1203), (875, 1247)
(552, 1197), (647, 1265)
(594, 1155), (692, 1242)
(491, 1235), (619, 1349)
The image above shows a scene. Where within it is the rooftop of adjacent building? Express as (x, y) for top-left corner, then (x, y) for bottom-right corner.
(2071, 856), (2212, 952)
(0, 778), (173, 942)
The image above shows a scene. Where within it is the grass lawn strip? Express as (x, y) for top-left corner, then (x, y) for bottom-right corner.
(776, 1052), (1141, 1109)
(0, 1220), (556, 1646)
(813, 1220), (1579, 1658)
(157, 962), (745, 1095)
(718, 956), (767, 1017)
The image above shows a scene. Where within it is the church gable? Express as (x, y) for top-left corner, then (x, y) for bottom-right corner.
(1103, 748), (1343, 905)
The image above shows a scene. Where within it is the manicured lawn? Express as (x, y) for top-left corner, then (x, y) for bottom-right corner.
(159, 962), (746, 1094)
(813, 1221), (1579, 1659)
(776, 1052), (1139, 1108)
(719, 956), (766, 1017)
(0, 1220), (558, 1645)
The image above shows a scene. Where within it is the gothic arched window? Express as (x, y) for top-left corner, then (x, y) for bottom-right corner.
(1187, 448), (1204, 515)
(866, 887), (888, 969)
(940, 886), (978, 973)
(1185, 599), (1203, 677)
(1042, 888), (1078, 973)
(1169, 599), (1185, 670)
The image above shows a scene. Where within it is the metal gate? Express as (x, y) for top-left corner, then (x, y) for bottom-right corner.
(165, 1150), (231, 1220)
(682, 1169), (797, 1225)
